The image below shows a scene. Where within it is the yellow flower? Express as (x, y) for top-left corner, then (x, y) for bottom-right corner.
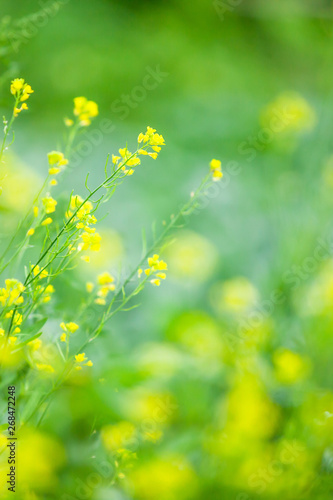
(28, 339), (42, 351)
(49, 167), (60, 175)
(79, 232), (102, 252)
(64, 118), (74, 127)
(210, 159), (221, 170)
(41, 217), (52, 226)
(151, 279), (161, 286)
(95, 297), (106, 305)
(13, 103), (29, 117)
(73, 96), (99, 126)
(97, 272), (114, 286)
(42, 196), (57, 214)
(10, 78), (34, 102)
(140, 254), (168, 286)
(148, 254), (159, 267)
(27, 228), (35, 236)
(210, 159), (223, 182)
(20, 84), (34, 102)
(273, 349), (310, 384)
(86, 282), (94, 293)
(261, 92), (316, 134)
(61, 322), (79, 334)
(60, 333), (66, 342)
(10, 78), (25, 95)
(36, 363), (55, 373)
(33, 206), (39, 217)
(74, 352), (93, 370)
(47, 151), (68, 167)
(33, 265), (48, 279)
(0, 279), (25, 307)
(137, 127), (165, 160)
(40, 284), (55, 303)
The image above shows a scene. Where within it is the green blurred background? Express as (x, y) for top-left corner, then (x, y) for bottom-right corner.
(1, 0), (333, 498)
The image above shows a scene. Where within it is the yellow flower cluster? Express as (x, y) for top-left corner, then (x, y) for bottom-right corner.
(10, 78), (34, 117)
(75, 352), (93, 370)
(112, 127), (165, 176)
(4, 310), (23, 334)
(73, 97), (99, 126)
(90, 272), (116, 305)
(113, 147), (141, 176)
(0, 279), (25, 307)
(42, 195), (57, 215)
(32, 265), (48, 279)
(138, 126), (166, 158)
(37, 284), (55, 304)
(66, 195), (101, 254)
(67, 195), (96, 225)
(47, 151), (69, 177)
(138, 254), (167, 286)
(60, 321), (79, 343)
(79, 232), (101, 253)
(210, 159), (223, 181)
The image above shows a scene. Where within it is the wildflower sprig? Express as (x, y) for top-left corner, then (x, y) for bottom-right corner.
(0, 89), (99, 277)
(0, 78), (34, 165)
(0, 79), (222, 437)
(1, 126), (166, 345)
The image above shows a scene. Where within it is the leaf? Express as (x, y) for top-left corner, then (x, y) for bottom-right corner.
(20, 318), (47, 336)
(12, 331), (43, 351)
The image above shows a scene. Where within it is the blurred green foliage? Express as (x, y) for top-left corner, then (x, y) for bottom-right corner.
(1, 0), (333, 498)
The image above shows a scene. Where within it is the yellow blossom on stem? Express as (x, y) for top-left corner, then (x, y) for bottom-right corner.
(0, 279), (25, 307)
(10, 78), (34, 102)
(79, 232), (102, 252)
(61, 322), (79, 334)
(33, 265), (48, 279)
(74, 352), (93, 370)
(41, 217), (53, 226)
(140, 254), (168, 286)
(42, 196), (57, 214)
(73, 97), (99, 126)
(64, 118), (74, 127)
(210, 159), (223, 182)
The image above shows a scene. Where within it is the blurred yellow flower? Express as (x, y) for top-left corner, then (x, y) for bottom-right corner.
(167, 310), (224, 363)
(261, 92), (316, 134)
(101, 421), (136, 453)
(41, 217), (52, 226)
(16, 429), (65, 493)
(73, 96), (99, 126)
(210, 276), (259, 315)
(165, 230), (218, 283)
(210, 158), (223, 181)
(10, 78), (34, 102)
(130, 456), (197, 500)
(273, 348), (310, 384)
(224, 375), (279, 442)
(42, 195), (57, 214)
